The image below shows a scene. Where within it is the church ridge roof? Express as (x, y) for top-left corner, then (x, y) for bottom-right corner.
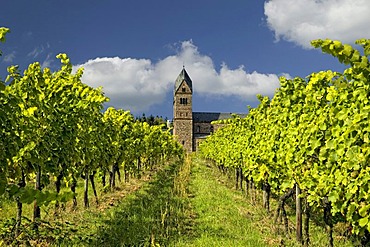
(174, 67), (192, 94)
(192, 112), (247, 122)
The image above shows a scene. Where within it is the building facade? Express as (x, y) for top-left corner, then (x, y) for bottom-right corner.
(173, 68), (193, 152)
(173, 68), (246, 152)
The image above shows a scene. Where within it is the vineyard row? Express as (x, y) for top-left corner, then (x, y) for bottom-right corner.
(199, 39), (370, 246)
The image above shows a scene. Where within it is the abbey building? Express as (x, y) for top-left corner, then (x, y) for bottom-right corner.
(173, 68), (246, 152)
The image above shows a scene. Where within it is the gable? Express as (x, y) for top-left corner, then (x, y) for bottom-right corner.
(175, 80), (192, 94)
(174, 68), (192, 94)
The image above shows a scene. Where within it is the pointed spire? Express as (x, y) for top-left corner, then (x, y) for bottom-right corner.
(174, 67), (192, 94)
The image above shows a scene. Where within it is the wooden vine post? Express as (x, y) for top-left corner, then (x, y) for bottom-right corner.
(296, 183), (303, 243)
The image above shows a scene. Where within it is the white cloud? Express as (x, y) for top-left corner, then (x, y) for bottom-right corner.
(41, 53), (54, 69)
(28, 46), (44, 58)
(28, 44), (50, 58)
(264, 0), (370, 48)
(3, 51), (16, 63)
(72, 40), (281, 112)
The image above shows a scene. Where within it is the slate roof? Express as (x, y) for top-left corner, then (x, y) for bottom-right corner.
(174, 67), (192, 94)
(193, 133), (209, 139)
(192, 112), (247, 123)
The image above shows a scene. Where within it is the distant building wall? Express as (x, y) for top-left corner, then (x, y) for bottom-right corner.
(193, 122), (213, 135)
(212, 123), (225, 133)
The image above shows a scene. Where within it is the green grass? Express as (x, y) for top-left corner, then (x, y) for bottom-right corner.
(172, 157), (267, 247)
(0, 163), (178, 246)
(175, 157), (356, 247)
(84, 159), (192, 246)
(0, 169), (151, 222)
(0, 156), (359, 246)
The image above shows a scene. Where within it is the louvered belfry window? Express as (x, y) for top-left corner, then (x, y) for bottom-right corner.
(180, 98), (188, 105)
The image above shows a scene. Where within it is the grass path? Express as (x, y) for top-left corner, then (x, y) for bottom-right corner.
(60, 156), (355, 246)
(173, 157), (355, 247)
(86, 160), (190, 246)
(80, 156), (270, 246)
(173, 157), (268, 247)
(1, 156), (356, 246)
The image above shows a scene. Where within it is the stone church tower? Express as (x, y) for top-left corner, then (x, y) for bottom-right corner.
(173, 67), (247, 153)
(173, 67), (193, 153)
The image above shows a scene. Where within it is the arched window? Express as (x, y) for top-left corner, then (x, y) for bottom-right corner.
(180, 98), (188, 105)
(196, 125), (201, 133)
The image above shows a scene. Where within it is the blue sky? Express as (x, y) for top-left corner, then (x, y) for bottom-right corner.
(1, 0), (369, 118)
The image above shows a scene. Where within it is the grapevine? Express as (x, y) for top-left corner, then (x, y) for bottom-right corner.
(0, 27), (184, 244)
(200, 39), (370, 244)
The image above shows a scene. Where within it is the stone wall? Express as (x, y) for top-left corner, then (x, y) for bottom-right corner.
(213, 123), (225, 132)
(173, 80), (193, 152)
(173, 119), (193, 152)
(193, 122), (213, 134)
